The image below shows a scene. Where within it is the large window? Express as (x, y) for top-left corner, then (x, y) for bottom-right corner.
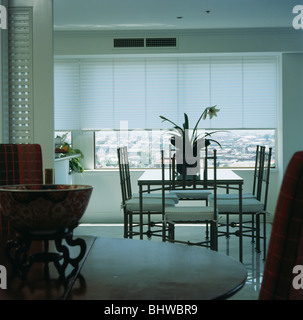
(94, 129), (275, 169)
(54, 53), (279, 169)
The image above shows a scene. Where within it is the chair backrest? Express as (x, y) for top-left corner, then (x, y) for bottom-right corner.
(162, 148), (217, 197)
(117, 146), (132, 204)
(257, 147), (272, 210)
(0, 144), (43, 235)
(259, 151), (303, 300)
(168, 145), (210, 190)
(252, 145), (263, 197)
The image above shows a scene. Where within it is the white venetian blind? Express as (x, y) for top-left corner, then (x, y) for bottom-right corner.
(54, 55), (278, 131)
(80, 61), (114, 129)
(54, 61), (80, 130)
(8, 8), (33, 143)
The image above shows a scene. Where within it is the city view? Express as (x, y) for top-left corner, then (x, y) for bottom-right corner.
(94, 129), (275, 169)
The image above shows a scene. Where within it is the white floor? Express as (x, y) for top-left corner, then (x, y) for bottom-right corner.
(74, 222), (271, 300)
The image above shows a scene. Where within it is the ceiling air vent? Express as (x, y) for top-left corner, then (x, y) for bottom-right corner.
(146, 38), (177, 47)
(113, 38), (144, 48)
(113, 37), (177, 48)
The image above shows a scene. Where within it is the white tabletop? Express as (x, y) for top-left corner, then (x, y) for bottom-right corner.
(138, 169), (243, 185)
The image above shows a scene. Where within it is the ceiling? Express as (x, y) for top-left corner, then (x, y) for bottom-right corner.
(53, 0), (303, 31)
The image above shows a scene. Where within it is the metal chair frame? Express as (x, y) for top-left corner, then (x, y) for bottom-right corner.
(217, 146), (272, 260)
(161, 148), (218, 250)
(218, 145), (264, 236)
(255, 147), (272, 259)
(117, 146), (168, 239)
(168, 145), (212, 201)
(118, 146), (137, 238)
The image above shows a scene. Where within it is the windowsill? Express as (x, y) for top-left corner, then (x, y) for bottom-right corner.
(54, 153), (81, 161)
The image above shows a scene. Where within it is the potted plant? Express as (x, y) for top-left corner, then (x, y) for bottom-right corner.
(160, 106), (221, 178)
(55, 133), (84, 174)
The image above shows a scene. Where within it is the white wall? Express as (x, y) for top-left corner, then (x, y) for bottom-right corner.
(54, 28), (303, 56)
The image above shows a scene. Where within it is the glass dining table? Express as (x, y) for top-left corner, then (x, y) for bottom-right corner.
(138, 169), (244, 262)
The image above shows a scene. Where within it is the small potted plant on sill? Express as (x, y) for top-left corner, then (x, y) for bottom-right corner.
(160, 106), (222, 178)
(55, 133), (84, 174)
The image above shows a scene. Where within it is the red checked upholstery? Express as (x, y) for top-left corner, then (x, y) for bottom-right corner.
(259, 151), (303, 300)
(0, 144), (43, 235)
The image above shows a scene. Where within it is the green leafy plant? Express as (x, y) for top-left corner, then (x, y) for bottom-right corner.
(160, 106), (222, 153)
(160, 106), (223, 176)
(55, 134), (84, 173)
(69, 156), (84, 173)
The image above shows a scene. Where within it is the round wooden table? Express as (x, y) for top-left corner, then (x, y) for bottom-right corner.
(69, 237), (247, 300)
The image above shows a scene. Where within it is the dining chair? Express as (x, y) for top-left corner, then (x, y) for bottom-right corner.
(259, 151), (303, 300)
(117, 146), (176, 239)
(210, 146), (272, 260)
(170, 146), (263, 242)
(161, 149), (218, 251)
(0, 144), (43, 236)
(209, 145), (265, 237)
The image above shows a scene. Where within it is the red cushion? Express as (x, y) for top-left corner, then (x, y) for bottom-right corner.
(259, 151), (303, 300)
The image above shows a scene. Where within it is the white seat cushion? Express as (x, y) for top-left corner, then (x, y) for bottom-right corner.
(125, 198), (175, 212)
(165, 206), (217, 223)
(208, 193), (256, 201)
(210, 198), (264, 213)
(169, 189), (212, 200)
(132, 192), (179, 203)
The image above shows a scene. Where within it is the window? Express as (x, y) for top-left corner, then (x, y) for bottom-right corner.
(94, 129), (275, 169)
(95, 130), (171, 168)
(54, 54), (279, 169)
